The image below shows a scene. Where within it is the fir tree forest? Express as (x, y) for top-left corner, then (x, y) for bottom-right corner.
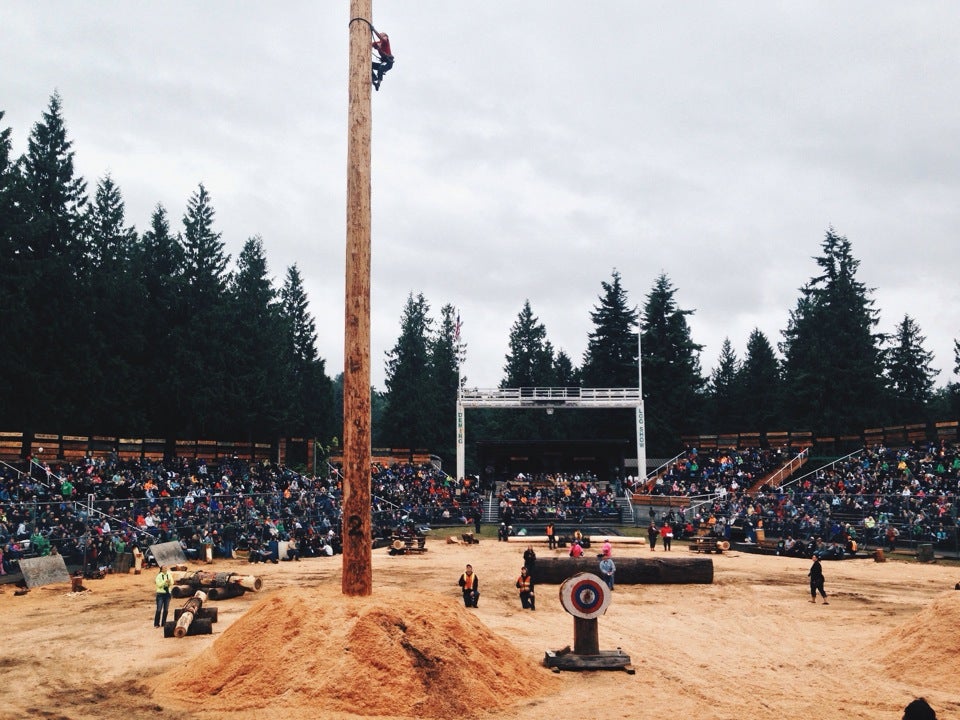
(2, 95), (959, 465)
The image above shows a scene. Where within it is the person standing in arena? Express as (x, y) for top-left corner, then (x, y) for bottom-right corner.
(808, 555), (829, 604)
(516, 566), (535, 611)
(458, 564), (480, 607)
(154, 565), (172, 627)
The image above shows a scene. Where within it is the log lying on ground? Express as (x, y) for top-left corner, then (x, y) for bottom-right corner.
(532, 556), (713, 585)
(171, 570), (262, 592)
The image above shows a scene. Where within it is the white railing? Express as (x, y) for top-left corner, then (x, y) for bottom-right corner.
(759, 448), (811, 490)
(459, 386), (641, 407)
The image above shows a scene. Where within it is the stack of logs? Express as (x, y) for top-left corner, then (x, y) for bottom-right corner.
(164, 590), (218, 638)
(170, 570), (263, 599)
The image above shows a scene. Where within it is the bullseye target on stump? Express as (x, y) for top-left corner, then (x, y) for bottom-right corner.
(559, 572), (610, 619)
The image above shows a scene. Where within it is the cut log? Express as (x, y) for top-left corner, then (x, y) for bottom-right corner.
(173, 591), (208, 638)
(207, 584), (245, 600)
(533, 556), (713, 585)
(163, 617), (212, 638)
(174, 606), (218, 623)
(171, 570), (262, 592)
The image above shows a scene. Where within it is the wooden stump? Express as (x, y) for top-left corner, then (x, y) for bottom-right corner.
(534, 556), (713, 585)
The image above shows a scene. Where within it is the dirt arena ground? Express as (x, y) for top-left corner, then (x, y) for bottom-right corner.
(2, 535), (958, 720)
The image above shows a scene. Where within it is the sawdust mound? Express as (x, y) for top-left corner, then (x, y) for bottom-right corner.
(873, 591), (960, 687)
(152, 586), (554, 718)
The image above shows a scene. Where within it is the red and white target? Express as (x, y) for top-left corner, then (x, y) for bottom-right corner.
(559, 572), (610, 619)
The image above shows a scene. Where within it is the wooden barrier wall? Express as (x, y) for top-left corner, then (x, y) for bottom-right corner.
(0, 432), (312, 466)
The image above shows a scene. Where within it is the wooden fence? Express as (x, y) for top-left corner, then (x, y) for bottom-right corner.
(0, 431), (314, 468)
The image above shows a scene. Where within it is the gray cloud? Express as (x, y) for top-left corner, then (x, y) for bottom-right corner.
(3, 1), (958, 391)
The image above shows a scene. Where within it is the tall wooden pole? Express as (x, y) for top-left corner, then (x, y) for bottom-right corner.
(342, 0), (373, 596)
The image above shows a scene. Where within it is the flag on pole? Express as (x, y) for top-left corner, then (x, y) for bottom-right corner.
(454, 312), (462, 342)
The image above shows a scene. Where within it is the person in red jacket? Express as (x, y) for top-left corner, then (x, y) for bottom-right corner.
(660, 522), (673, 551)
(372, 31), (394, 90)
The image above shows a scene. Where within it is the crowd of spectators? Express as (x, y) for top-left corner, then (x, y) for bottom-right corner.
(4, 438), (956, 575)
(496, 471), (622, 524)
(751, 441), (959, 550)
(640, 441), (959, 557)
(0, 454), (480, 576)
(632, 446), (793, 498)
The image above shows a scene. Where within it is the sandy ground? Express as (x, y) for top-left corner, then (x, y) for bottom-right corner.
(1, 535), (958, 720)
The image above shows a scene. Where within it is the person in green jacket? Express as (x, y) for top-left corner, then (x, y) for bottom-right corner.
(154, 565), (172, 627)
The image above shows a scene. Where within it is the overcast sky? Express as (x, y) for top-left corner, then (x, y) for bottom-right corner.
(4, 2), (959, 391)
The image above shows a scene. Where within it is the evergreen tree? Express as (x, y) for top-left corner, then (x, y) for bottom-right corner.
(17, 93), (88, 429)
(427, 304), (463, 459)
(779, 229), (887, 435)
(930, 335), (960, 420)
(86, 174), (137, 269)
(499, 300), (569, 441)
(738, 328), (782, 433)
(581, 269), (639, 388)
(225, 235), (284, 438)
(0, 111), (28, 426)
(579, 270), (638, 441)
(280, 264), (335, 441)
(640, 273), (705, 454)
(83, 175), (146, 431)
(181, 184), (229, 303)
(501, 300), (555, 388)
(553, 350), (579, 387)
(884, 315), (938, 421)
(707, 338), (742, 431)
(382, 293), (435, 450)
(177, 184), (231, 435)
(138, 204), (186, 435)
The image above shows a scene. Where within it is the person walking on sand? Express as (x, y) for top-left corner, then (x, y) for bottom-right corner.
(808, 555), (828, 604)
(523, 544), (537, 581)
(648, 521), (658, 551)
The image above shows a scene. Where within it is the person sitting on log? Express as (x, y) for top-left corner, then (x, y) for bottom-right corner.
(284, 536), (301, 561)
